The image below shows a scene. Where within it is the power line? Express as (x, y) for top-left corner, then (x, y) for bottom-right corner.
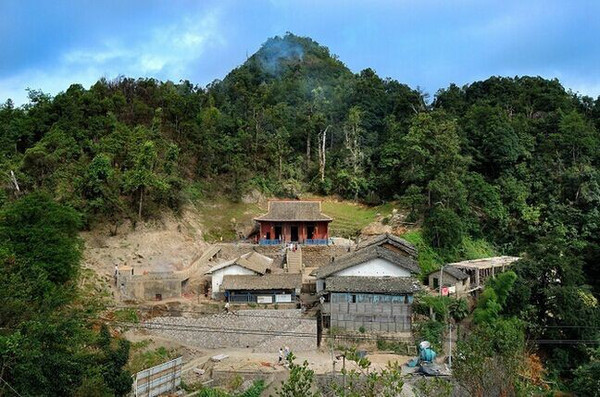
(110, 306), (320, 322)
(106, 319), (600, 346)
(0, 376), (22, 397)
(537, 325), (600, 329)
(103, 319), (413, 343)
(534, 340), (600, 345)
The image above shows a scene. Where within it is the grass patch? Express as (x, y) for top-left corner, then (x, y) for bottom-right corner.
(376, 339), (411, 355)
(127, 346), (177, 374)
(321, 200), (394, 238)
(113, 308), (139, 323)
(194, 199), (263, 242)
(401, 230), (444, 278)
(401, 230), (497, 279)
(459, 236), (496, 260)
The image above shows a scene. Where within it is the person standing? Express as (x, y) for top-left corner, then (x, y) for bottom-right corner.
(278, 347), (284, 365)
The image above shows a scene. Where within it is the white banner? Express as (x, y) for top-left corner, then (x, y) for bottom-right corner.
(275, 294), (292, 303)
(257, 295), (273, 303)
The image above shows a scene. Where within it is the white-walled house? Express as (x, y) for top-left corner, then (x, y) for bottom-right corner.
(205, 252), (273, 299)
(311, 236), (421, 334)
(311, 245), (420, 293)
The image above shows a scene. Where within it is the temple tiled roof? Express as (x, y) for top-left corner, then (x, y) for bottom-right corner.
(254, 201), (332, 222)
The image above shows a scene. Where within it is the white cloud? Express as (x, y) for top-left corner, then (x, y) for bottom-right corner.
(0, 8), (226, 105)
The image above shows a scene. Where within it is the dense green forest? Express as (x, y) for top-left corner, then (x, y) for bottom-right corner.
(1, 33), (599, 394)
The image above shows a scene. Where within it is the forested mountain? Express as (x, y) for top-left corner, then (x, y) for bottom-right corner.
(1, 33), (599, 393)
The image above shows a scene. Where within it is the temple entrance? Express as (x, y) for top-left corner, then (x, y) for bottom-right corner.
(307, 224), (315, 239)
(275, 225), (282, 240)
(291, 226), (299, 242)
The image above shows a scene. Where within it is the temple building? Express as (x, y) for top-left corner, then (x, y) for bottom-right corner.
(254, 200), (332, 245)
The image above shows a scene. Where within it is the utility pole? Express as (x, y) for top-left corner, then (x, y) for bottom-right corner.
(439, 265), (445, 296)
(448, 323), (453, 368)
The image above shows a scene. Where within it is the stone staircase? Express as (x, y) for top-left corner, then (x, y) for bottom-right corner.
(286, 246), (303, 273)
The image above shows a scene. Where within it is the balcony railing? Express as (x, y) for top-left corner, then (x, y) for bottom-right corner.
(305, 239), (329, 245)
(259, 239), (282, 246)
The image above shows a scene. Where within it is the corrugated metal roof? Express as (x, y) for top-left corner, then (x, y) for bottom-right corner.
(447, 256), (520, 270)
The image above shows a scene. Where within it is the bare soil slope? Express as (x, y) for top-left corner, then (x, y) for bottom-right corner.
(82, 207), (208, 281)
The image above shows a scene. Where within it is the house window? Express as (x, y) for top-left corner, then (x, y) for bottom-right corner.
(351, 295), (357, 303)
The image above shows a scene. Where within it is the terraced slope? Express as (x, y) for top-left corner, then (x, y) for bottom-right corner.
(321, 201), (393, 238)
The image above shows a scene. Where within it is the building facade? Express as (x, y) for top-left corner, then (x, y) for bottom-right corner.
(428, 267), (470, 295)
(205, 252), (273, 299)
(221, 273), (302, 304)
(324, 276), (420, 332)
(312, 235), (421, 333)
(255, 200), (332, 245)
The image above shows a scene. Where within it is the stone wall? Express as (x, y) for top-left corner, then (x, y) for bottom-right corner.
(328, 302), (412, 332)
(216, 243), (350, 269)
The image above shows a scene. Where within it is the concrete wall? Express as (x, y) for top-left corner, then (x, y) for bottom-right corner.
(211, 265), (257, 299)
(316, 279), (325, 293)
(334, 258), (411, 277)
(141, 278), (182, 301)
(326, 294), (413, 332)
(428, 271), (470, 295)
(117, 271), (183, 301)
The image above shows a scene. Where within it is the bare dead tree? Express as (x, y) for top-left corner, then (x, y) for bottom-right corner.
(318, 125), (330, 182)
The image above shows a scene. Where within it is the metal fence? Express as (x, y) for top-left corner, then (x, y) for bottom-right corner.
(133, 356), (183, 397)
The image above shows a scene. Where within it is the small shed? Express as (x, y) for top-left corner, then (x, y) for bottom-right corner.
(428, 267), (470, 295)
(205, 252), (273, 299)
(221, 273), (302, 304)
(254, 200), (332, 245)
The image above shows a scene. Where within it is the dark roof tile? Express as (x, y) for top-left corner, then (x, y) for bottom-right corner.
(357, 233), (417, 258)
(255, 201), (332, 222)
(311, 245), (420, 278)
(326, 276), (421, 294)
(221, 273), (302, 291)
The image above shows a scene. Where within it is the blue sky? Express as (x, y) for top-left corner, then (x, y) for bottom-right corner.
(1, 0), (599, 105)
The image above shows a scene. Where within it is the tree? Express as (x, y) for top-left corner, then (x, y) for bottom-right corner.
(0, 194), (132, 396)
(423, 207), (465, 250)
(274, 353), (320, 397)
(0, 192), (82, 285)
(123, 140), (168, 219)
